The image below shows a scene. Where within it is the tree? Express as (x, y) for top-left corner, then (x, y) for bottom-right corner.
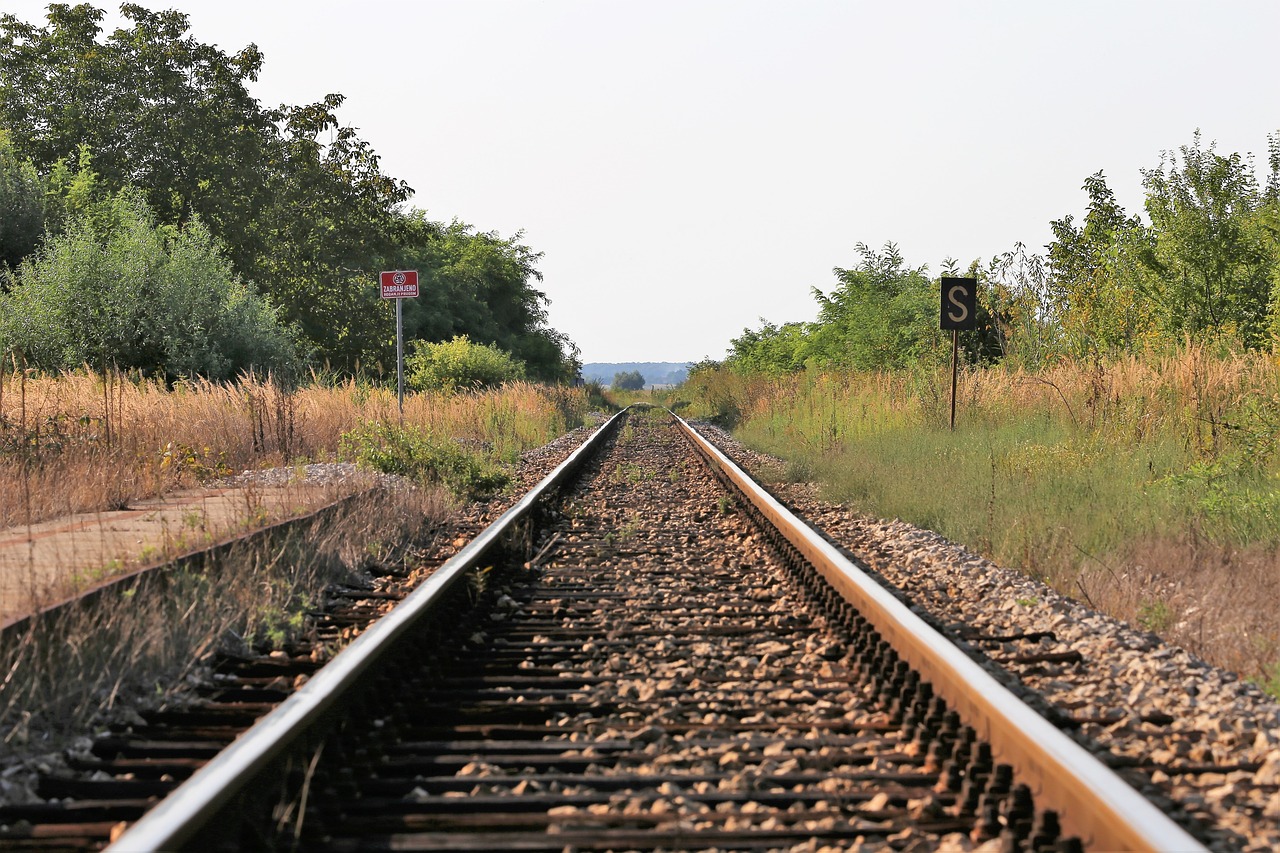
(394, 213), (579, 382)
(0, 129), (43, 273)
(726, 320), (810, 374)
(0, 3), (581, 379)
(804, 242), (948, 370)
(612, 370), (645, 390)
(251, 95), (410, 372)
(0, 4), (278, 276)
(0, 6), (410, 371)
(1140, 131), (1279, 348)
(1046, 171), (1159, 356)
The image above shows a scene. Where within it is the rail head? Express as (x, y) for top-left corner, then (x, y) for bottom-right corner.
(673, 414), (1205, 853)
(107, 408), (630, 852)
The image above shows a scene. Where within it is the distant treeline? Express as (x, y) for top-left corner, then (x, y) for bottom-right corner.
(710, 130), (1280, 375)
(0, 4), (578, 383)
(581, 363), (691, 387)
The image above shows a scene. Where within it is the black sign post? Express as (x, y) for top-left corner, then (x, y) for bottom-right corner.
(940, 277), (977, 431)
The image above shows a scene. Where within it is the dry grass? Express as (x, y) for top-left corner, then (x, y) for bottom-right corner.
(0, 368), (592, 527)
(1076, 537), (1280, 692)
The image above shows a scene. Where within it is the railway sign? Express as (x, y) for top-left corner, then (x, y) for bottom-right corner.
(940, 276), (977, 330)
(940, 276), (977, 431)
(379, 270), (420, 418)
(380, 269), (419, 299)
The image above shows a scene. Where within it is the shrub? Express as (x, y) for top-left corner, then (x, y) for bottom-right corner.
(405, 335), (525, 393)
(0, 189), (300, 379)
(338, 421), (509, 499)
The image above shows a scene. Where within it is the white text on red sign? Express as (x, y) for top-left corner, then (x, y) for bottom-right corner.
(379, 270), (420, 299)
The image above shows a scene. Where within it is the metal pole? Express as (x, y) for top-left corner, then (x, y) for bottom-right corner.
(950, 329), (959, 431)
(396, 296), (404, 420)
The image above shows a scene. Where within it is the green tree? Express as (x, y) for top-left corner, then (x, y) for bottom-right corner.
(0, 129), (43, 273)
(805, 242), (947, 370)
(394, 213), (579, 382)
(0, 4), (278, 277)
(1140, 131), (1280, 348)
(252, 95), (410, 372)
(612, 370), (645, 390)
(1046, 171), (1160, 356)
(726, 320), (810, 374)
(0, 3), (580, 378)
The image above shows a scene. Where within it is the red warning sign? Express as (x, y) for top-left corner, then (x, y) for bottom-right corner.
(380, 270), (419, 298)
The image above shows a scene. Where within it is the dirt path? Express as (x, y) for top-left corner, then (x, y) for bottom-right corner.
(0, 483), (346, 625)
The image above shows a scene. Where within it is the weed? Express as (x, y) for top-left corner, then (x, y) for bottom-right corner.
(1262, 663), (1280, 700)
(1137, 600), (1175, 633)
(339, 421), (510, 500)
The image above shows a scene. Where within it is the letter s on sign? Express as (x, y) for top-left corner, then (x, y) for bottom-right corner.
(947, 285), (969, 324)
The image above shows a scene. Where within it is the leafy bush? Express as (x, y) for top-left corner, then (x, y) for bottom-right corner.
(339, 421), (510, 499)
(0, 189), (300, 379)
(405, 335), (525, 393)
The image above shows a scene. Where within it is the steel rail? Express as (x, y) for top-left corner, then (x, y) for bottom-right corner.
(673, 414), (1205, 852)
(107, 410), (628, 852)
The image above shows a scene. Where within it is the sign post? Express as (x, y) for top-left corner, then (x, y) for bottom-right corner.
(940, 277), (977, 431)
(380, 270), (420, 417)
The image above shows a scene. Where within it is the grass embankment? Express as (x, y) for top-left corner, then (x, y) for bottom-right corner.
(0, 369), (595, 527)
(682, 348), (1280, 692)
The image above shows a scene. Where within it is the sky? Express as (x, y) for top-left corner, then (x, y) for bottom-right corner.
(6, 1), (1280, 364)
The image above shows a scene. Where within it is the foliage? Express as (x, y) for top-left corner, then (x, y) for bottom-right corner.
(725, 243), (1000, 375)
(0, 4), (578, 378)
(612, 370), (646, 390)
(981, 242), (1057, 369)
(1140, 132), (1280, 349)
(338, 421), (510, 499)
(1046, 171), (1161, 356)
(0, 129), (43, 272)
(394, 213), (579, 382)
(251, 94), (410, 371)
(0, 188), (299, 379)
(726, 321), (810, 374)
(0, 4), (279, 274)
(405, 335), (526, 393)
(1041, 132), (1280, 357)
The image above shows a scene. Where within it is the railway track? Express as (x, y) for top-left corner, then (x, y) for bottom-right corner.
(2, 408), (1211, 850)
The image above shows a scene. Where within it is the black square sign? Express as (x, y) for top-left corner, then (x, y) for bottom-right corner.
(940, 277), (977, 330)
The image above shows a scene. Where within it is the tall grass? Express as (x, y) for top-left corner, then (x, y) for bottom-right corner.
(681, 347), (1280, 688)
(0, 368), (594, 527)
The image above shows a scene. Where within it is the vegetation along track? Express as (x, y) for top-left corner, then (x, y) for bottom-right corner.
(0, 408), (1233, 850)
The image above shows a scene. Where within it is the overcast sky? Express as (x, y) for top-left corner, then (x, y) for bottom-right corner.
(7, 1), (1280, 363)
